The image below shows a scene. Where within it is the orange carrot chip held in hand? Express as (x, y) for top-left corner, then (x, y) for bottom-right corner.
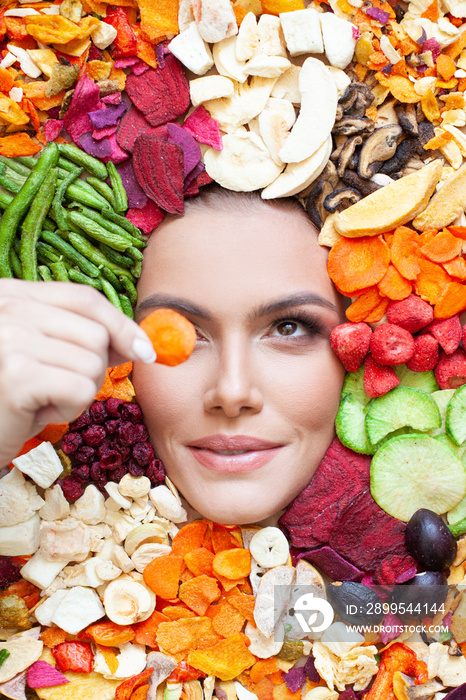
(187, 633), (256, 681)
(212, 548), (251, 580)
(139, 308), (197, 367)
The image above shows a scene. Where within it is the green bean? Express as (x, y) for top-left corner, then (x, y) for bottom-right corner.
(126, 246), (144, 262)
(41, 229), (100, 278)
(10, 248), (22, 278)
(119, 293), (134, 319)
(58, 156), (80, 173)
(101, 278), (123, 310)
(38, 264), (53, 281)
(68, 268), (103, 290)
(107, 161), (127, 213)
(67, 232), (130, 289)
(131, 260), (142, 278)
(0, 190), (13, 210)
(64, 180), (111, 211)
(71, 204), (145, 249)
(52, 166), (83, 231)
(101, 206), (145, 240)
(68, 211), (133, 252)
(58, 143), (108, 180)
(87, 177), (117, 208)
(119, 274), (137, 305)
(0, 163), (22, 194)
(0, 649), (10, 667)
(20, 168), (58, 282)
(0, 142), (59, 278)
(50, 260), (70, 282)
(37, 241), (62, 264)
(16, 156), (38, 168)
(42, 217), (56, 232)
(99, 243), (134, 269)
(0, 155), (30, 176)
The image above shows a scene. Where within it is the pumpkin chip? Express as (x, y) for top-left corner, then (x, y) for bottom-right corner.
(179, 575), (221, 616)
(184, 548), (215, 577)
(172, 521), (209, 557)
(211, 601), (245, 637)
(187, 633), (256, 681)
(143, 554), (184, 600)
(156, 617), (213, 656)
(212, 549), (251, 580)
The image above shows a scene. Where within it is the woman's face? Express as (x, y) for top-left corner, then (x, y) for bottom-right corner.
(133, 202), (345, 524)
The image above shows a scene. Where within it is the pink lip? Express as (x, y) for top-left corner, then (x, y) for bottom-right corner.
(187, 435), (284, 474)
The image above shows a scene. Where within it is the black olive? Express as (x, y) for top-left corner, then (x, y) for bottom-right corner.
(326, 582), (384, 625)
(389, 571), (448, 618)
(405, 508), (457, 571)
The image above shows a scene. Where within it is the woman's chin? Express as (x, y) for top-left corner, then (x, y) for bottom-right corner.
(184, 488), (286, 526)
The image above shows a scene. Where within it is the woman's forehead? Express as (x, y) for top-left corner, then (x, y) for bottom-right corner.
(136, 204), (340, 319)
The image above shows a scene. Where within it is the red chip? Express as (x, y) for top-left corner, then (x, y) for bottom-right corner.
(406, 334), (439, 372)
(386, 294), (434, 333)
(363, 355), (400, 398)
(370, 323), (415, 366)
(426, 315), (462, 354)
(330, 322), (372, 372)
(133, 135), (185, 214)
(434, 348), (466, 390)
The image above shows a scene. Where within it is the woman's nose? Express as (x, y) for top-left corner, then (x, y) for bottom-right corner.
(203, 338), (263, 418)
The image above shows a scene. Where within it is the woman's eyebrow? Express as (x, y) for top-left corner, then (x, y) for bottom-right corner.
(135, 292), (337, 321)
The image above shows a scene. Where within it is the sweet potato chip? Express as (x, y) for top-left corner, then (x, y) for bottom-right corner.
(437, 53), (456, 81)
(212, 525), (241, 553)
(40, 627), (67, 649)
(109, 362), (133, 380)
(195, 632), (224, 650)
(211, 601), (245, 637)
(272, 682), (301, 700)
(420, 229), (463, 262)
(156, 617), (213, 656)
(171, 521), (209, 556)
(133, 23), (158, 70)
(132, 610), (170, 649)
(250, 659), (280, 685)
(363, 297), (389, 322)
(346, 287), (382, 323)
(162, 606), (196, 620)
(25, 15), (80, 44)
(184, 548), (215, 577)
(36, 423), (69, 444)
(212, 549), (251, 580)
(434, 281), (466, 318)
(376, 73), (421, 103)
(0, 131), (41, 157)
(443, 257), (466, 280)
(421, 88), (440, 122)
(228, 594), (256, 626)
(111, 377), (135, 401)
(254, 676), (275, 700)
(328, 235), (390, 295)
(22, 81), (67, 111)
(143, 554), (184, 600)
(179, 575), (221, 616)
(138, 0), (179, 42)
(391, 226), (420, 280)
(414, 257), (452, 304)
(378, 264), (412, 300)
(187, 633), (256, 681)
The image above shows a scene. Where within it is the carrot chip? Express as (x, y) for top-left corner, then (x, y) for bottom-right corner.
(187, 633), (256, 681)
(179, 575), (221, 616)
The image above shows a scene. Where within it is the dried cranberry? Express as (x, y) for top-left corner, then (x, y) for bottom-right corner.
(100, 450), (123, 471)
(82, 425), (106, 447)
(117, 421), (140, 446)
(105, 419), (121, 435)
(134, 424), (148, 442)
(89, 401), (108, 423)
(132, 442), (154, 466)
(74, 445), (96, 463)
(61, 432), (83, 455)
(106, 397), (124, 417)
(111, 464), (129, 482)
(128, 459), (145, 477)
(59, 477), (84, 502)
(90, 462), (106, 482)
(68, 413), (91, 431)
(115, 444), (131, 462)
(0, 557), (21, 590)
(146, 459), (165, 485)
(120, 402), (143, 423)
(73, 464), (90, 481)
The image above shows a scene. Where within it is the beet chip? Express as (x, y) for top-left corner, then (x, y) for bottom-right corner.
(329, 489), (416, 581)
(116, 105), (168, 154)
(125, 54), (190, 127)
(133, 135), (184, 214)
(279, 439), (371, 548)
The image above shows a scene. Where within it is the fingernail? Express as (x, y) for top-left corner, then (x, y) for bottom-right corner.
(133, 337), (157, 364)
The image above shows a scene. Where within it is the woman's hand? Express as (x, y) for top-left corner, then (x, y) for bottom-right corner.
(0, 279), (156, 467)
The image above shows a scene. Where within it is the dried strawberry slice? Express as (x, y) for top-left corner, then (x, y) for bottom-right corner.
(125, 54), (190, 127)
(133, 135), (184, 214)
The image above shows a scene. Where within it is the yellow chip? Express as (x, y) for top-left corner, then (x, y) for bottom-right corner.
(36, 649), (121, 700)
(25, 15), (79, 44)
(52, 37), (91, 57)
(86, 59), (113, 81)
(0, 94), (30, 126)
(156, 616), (213, 656)
(187, 633), (256, 681)
(421, 88), (440, 122)
(26, 49), (58, 78)
(376, 72), (421, 103)
(138, 0), (179, 42)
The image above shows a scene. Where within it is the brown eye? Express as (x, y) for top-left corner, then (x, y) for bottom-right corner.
(275, 321), (301, 336)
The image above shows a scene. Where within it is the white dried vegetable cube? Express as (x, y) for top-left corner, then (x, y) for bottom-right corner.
(39, 484), (70, 521)
(91, 21), (118, 50)
(71, 484), (106, 525)
(192, 0), (238, 43)
(256, 14), (287, 57)
(279, 9), (324, 55)
(51, 586), (105, 634)
(13, 441), (63, 488)
(149, 485), (188, 522)
(320, 13), (357, 69)
(190, 75), (235, 107)
(21, 551), (68, 589)
(0, 513), (40, 556)
(169, 22), (214, 75)
(34, 589), (68, 626)
(0, 468), (43, 527)
(118, 474), (151, 499)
